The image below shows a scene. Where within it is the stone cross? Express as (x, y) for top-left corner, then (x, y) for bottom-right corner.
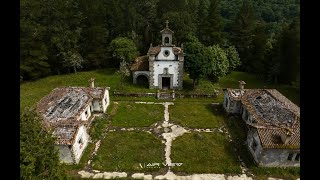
(165, 20), (169, 28)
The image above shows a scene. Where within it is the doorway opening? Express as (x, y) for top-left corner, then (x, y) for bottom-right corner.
(136, 75), (149, 88)
(162, 77), (170, 90)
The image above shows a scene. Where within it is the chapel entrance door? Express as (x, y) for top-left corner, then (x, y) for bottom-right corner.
(162, 77), (170, 90)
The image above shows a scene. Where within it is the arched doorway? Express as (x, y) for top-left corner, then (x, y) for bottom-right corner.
(136, 75), (149, 88)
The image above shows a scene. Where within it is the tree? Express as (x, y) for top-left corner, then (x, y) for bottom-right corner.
(196, 0), (210, 42)
(264, 33), (281, 83)
(161, 11), (197, 46)
(247, 22), (268, 74)
(20, 0), (51, 80)
(230, 0), (256, 70)
(184, 36), (209, 87)
(203, 0), (225, 45)
(278, 17), (300, 84)
(225, 45), (241, 72)
(62, 50), (84, 73)
(78, 0), (109, 69)
(206, 45), (229, 82)
(116, 60), (131, 88)
(45, 0), (84, 74)
(20, 109), (66, 179)
(109, 37), (139, 65)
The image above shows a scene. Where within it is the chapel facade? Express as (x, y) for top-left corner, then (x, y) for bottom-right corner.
(131, 20), (184, 90)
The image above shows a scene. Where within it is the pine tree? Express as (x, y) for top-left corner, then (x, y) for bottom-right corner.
(197, 0), (210, 43)
(230, 0), (256, 71)
(20, 109), (66, 179)
(247, 22), (268, 74)
(279, 17), (300, 84)
(20, 0), (51, 80)
(204, 0), (225, 45)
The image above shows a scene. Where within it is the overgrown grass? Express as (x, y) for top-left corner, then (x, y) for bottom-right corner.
(170, 102), (225, 129)
(224, 115), (300, 179)
(111, 102), (164, 127)
(89, 116), (109, 141)
(171, 132), (241, 174)
(92, 131), (165, 172)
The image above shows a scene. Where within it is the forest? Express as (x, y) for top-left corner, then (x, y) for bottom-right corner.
(20, 0), (300, 87)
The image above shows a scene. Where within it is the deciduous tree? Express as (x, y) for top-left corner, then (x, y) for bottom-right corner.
(109, 37), (139, 65)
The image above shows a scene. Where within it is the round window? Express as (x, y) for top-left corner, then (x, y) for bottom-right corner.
(164, 50), (170, 57)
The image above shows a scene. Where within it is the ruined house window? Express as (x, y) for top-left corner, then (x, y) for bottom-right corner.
(244, 109), (248, 121)
(295, 153), (300, 161)
(288, 153), (294, 161)
(251, 140), (258, 152)
(78, 138), (83, 149)
(225, 98), (229, 108)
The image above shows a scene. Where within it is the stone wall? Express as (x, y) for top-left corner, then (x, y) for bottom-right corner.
(259, 149), (300, 167)
(113, 91), (217, 99)
(223, 92), (241, 114)
(149, 55), (155, 89)
(132, 71), (150, 84)
(177, 55), (184, 90)
(247, 128), (300, 167)
(72, 125), (89, 164)
(247, 128), (264, 164)
(55, 145), (74, 164)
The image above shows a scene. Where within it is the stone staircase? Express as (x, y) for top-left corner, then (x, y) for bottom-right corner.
(157, 90), (175, 100)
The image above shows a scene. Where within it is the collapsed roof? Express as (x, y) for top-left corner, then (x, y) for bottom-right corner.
(225, 88), (300, 149)
(36, 86), (109, 145)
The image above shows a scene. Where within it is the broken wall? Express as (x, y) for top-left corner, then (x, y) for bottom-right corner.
(55, 145), (74, 164)
(72, 125), (89, 164)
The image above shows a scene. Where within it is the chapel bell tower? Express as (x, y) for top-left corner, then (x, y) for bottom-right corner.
(161, 20), (174, 46)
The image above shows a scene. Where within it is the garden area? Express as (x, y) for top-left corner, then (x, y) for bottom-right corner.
(20, 69), (300, 179)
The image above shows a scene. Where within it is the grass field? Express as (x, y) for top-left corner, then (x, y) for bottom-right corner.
(20, 69), (299, 178)
(170, 102), (225, 129)
(92, 131), (165, 173)
(171, 132), (242, 174)
(110, 102), (164, 127)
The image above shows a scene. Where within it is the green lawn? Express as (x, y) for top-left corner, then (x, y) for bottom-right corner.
(92, 131), (165, 172)
(171, 132), (241, 174)
(111, 102), (164, 127)
(170, 102), (225, 129)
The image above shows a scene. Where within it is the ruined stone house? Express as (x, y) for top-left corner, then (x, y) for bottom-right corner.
(131, 20), (184, 90)
(223, 81), (300, 167)
(36, 78), (110, 164)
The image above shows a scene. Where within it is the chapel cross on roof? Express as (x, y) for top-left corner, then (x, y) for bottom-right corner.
(165, 20), (169, 28)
